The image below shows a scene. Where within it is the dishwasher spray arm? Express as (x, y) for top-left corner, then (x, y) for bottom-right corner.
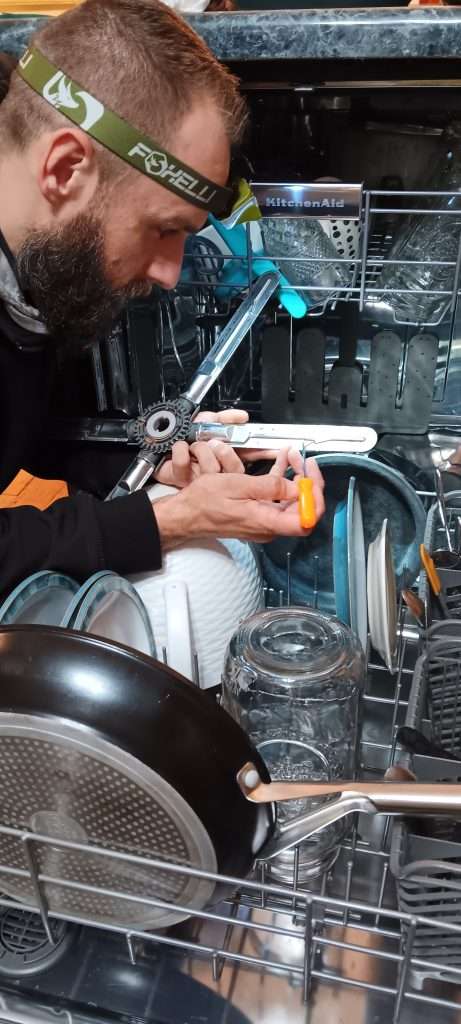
(105, 271), (280, 501)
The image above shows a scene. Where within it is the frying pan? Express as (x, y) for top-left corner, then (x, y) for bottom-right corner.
(0, 626), (461, 934)
(0, 625), (274, 931)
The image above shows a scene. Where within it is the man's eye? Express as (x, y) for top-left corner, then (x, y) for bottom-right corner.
(159, 228), (179, 239)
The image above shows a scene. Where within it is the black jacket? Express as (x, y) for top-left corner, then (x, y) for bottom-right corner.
(0, 234), (162, 601)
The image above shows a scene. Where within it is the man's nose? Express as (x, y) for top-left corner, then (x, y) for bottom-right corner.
(144, 236), (186, 291)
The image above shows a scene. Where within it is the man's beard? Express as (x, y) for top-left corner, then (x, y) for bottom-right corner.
(15, 213), (152, 353)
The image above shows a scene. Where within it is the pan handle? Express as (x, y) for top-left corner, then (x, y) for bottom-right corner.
(237, 762), (461, 816)
(257, 793), (376, 860)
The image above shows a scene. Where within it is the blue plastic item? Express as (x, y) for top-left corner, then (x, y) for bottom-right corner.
(333, 499), (350, 626)
(208, 217), (308, 319)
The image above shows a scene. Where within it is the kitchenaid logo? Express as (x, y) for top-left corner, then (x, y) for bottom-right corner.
(264, 196), (345, 210)
(128, 143), (217, 205)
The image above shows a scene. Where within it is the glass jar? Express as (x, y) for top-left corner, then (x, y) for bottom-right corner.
(221, 607), (366, 882)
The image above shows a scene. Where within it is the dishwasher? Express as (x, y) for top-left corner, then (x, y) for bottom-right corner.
(1, 49), (461, 1024)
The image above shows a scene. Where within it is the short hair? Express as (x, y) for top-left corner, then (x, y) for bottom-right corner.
(0, 52), (17, 104)
(1, 0), (246, 173)
(206, 0), (237, 9)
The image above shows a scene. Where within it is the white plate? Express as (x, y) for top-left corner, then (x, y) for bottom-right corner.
(346, 477), (368, 652)
(0, 571), (79, 626)
(71, 573), (156, 657)
(367, 519), (397, 673)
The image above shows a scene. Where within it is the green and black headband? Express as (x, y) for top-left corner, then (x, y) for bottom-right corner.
(17, 45), (237, 218)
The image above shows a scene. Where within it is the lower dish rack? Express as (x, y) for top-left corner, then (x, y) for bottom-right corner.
(1, 504), (461, 1024)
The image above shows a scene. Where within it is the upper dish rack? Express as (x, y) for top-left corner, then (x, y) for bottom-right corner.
(56, 182), (461, 442)
(141, 183), (461, 429)
(179, 183), (461, 322)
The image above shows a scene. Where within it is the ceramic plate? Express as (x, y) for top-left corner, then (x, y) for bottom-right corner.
(347, 477), (368, 652)
(367, 519), (397, 673)
(333, 498), (350, 625)
(0, 571), (79, 626)
(71, 573), (156, 657)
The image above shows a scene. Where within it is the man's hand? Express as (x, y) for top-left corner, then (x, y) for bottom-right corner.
(153, 449), (325, 549)
(153, 409), (278, 489)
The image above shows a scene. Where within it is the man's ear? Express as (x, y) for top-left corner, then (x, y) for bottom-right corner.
(37, 128), (99, 211)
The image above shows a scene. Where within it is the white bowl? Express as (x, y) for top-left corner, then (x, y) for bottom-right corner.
(130, 484), (264, 688)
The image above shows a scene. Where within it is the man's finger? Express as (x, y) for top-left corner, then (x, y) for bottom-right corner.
(170, 441), (193, 486)
(287, 447), (304, 477)
(194, 408), (249, 425)
(269, 448), (290, 477)
(305, 456), (325, 490)
(190, 441), (221, 474)
(221, 471), (299, 504)
(208, 439), (245, 473)
(215, 408), (249, 424)
(242, 448), (278, 463)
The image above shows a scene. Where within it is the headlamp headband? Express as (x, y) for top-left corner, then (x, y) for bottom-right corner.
(17, 46), (234, 217)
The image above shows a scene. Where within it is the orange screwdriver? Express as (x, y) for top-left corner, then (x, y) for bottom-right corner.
(298, 444), (317, 530)
(420, 544), (450, 618)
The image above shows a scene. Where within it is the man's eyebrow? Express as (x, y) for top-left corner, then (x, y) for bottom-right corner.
(147, 216), (202, 234)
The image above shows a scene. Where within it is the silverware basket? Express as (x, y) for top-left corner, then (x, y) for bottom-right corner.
(390, 641), (461, 988)
(418, 490), (461, 622)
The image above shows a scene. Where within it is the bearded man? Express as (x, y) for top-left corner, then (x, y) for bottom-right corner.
(0, 0), (323, 598)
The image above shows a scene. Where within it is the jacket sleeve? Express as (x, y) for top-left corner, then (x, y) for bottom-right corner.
(0, 490), (162, 601)
(24, 440), (138, 502)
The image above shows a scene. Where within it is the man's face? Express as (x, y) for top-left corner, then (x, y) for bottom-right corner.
(16, 101), (230, 350)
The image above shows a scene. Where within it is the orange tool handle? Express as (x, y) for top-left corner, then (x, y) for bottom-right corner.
(298, 477), (317, 530)
(420, 544), (441, 596)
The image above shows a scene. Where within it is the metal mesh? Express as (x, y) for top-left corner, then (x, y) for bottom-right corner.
(0, 720), (217, 931)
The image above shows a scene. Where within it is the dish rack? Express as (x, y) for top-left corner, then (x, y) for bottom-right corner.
(4, 507), (461, 1024)
(75, 182), (461, 436)
(387, 492), (461, 996)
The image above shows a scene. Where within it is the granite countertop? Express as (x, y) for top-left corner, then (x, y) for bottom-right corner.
(0, 7), (461, 62)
